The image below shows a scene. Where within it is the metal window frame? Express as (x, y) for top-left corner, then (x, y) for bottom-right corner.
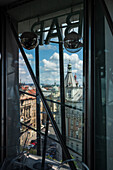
(7, 14), (77, 170)
(35, 45), (41, 156)
(83, 0), (113, 169)
(0, 12), (7, 163)
(83, 0), (94, 169)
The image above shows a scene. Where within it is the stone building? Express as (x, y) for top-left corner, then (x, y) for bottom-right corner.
(20, 87), (37, 146)
(65, 63), (83, 160)
(55, 63), (83, 160)
(20, 85), (60, 146)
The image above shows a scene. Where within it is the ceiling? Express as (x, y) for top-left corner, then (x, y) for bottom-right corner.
(0, 0), (19, 6)
(1, 0), (83, 22)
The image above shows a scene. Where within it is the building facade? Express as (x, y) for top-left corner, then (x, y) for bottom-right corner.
(55, 63), (83, 160)
(20, 87), (37, 146)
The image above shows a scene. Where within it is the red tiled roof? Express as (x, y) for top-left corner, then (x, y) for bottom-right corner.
(21, 86), (29, 91)
(21, 96), (36, 100)
(27, 89), (36, 95)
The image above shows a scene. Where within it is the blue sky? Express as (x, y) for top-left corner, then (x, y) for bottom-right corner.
(19, 40), (83, 86)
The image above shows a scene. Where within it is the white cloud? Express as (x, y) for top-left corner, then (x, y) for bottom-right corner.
(26, 53), (33, 59)
(19, 52), (33, 60)
(20, 71), (26, 74)
(64, 53), (79, 63)
(19, 50), (83, 85)
(41, 52), (83, 85)
(50, 52), (59, 61)
(42, 59), (59, 71)
(40, 44), (57, 51)
(19, 52), (34, 83)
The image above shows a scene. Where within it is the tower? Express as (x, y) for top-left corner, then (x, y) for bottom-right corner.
(65, 62), (76, 100)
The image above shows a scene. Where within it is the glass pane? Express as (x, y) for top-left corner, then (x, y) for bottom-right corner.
(94, 1), (113, 169)
(39, 42), (62, 160)
(6, 20), (20, 157)
(105, 16), (113, 170)
(39, 42), (61, 128)
(63, 43), (83, 162)
(19, 49), (37, 155)
(60, 8), (84, 162)
(18, 4), (84, 168)
(19, 49), (35, 84)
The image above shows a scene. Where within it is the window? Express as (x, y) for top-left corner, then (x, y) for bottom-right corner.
(71, 119), (74, 126)
(76, 144), (79, 151)
(76, 119), (79, 127)
(70, 130), (74, 138)
(68, 89), (71, 98)
(76, 112), (79, 119)
(20, 109), (23, 115)
(21, 100), (24, 106)
(71, 142), (73, 148)
(76, 131), (78, 139)
(18, 6), (84, 165)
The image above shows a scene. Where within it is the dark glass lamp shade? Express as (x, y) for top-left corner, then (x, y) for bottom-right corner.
(20, 32), (38, 50)
(64, 31), (83, 53)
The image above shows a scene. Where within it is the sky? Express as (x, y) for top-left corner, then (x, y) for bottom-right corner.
(19, 43), (83, 86)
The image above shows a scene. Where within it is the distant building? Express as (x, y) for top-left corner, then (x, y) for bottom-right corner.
(19, 84), (60, 147)
(40, 84), (60, 125)
(65, 63), (83, 159)
(20, 86), (37, 146)
(56, 63), (83, 160)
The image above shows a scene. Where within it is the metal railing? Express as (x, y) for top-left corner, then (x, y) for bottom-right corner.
(19, 89), (83, 112)
(20, 122), (82, 157)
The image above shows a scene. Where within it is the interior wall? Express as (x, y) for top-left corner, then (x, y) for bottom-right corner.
(6, 17), (20, 158)
(0, 12), (20, 161)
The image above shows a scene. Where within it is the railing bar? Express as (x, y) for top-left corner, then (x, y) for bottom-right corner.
(20, 122), (82, 157)
(19, 89), (36, 97)
(59, 42), (66, 161)
(41, 116), (49, 169)
(46, 98), (83, 111)
(46, 98), (82, 104)
(19, 90), (83, 111)
(35, 45), (41, 156)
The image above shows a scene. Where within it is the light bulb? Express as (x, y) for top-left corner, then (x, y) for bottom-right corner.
(20, 32), (38, 50)
(64, 31), (83, 53)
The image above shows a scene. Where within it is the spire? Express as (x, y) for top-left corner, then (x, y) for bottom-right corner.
(68, 60), (72, 73)
(65, 61), (76, 87)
